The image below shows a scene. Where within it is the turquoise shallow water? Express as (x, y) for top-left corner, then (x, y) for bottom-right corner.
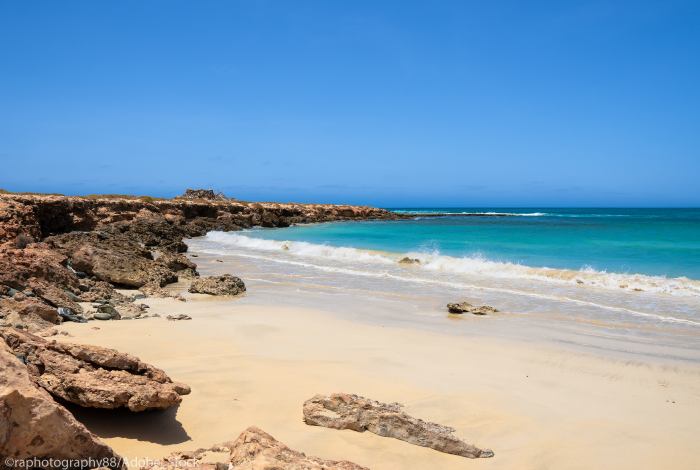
(189, 208), (700, 339)
(246, 208), (700, 281)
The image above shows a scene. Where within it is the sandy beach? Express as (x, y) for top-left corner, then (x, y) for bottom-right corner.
(55, 260), (700, 470)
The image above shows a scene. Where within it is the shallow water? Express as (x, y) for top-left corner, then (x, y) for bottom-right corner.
(186, 209), (700, 352)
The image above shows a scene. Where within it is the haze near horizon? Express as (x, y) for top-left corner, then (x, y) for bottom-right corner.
(1, 0), (698, 207)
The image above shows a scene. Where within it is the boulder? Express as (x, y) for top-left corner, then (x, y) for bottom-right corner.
(446, 302), (498, 315)
(166, 314), (191, 321)
(58, 307), (87, 323)
(188, 274), (245, 296)
(27, 277), (83, 313)
(139, 284), (186, 302)
(398, 257), (420, 264)
(303, 393), (494, 459)
(0, 245), (79, 295)
(142, 426), (368, 470)
(157, 252), (198, 273)
(0, 297), (59, 323)
(51, 231), (177, 288)
(0, 327), (191, 412)
(0, 336), (125, 468)
(96, 305), (120, 319)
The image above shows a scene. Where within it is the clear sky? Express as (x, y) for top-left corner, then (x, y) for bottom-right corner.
(1, 1), (698, 207)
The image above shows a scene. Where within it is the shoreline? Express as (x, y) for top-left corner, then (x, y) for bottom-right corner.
(2, 191), (699, 469)
(54, 267), (700, 470)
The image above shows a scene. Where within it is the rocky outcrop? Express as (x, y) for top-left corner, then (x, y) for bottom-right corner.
(0, 192), (407, 248)
(0, 336), (125, 469)
(0, 191), (408, 333)
(157, 252), (199, 280)
(180, 189), (229, 201)
(0, 243), (83, 313)
(142, 426), (368, 470)
(303, 393), (494, 459)
(0, 327), (191, 412)
(52, 231), (178, 288)
(188, 274), (245, 296)
(1, 296), (59, 323)
(446, 302), (498, 315)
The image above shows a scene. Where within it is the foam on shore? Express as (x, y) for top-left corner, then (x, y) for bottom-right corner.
(205, 232), (700, 299)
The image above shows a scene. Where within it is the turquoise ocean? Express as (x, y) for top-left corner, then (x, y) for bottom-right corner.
(189, 208), (700, 349)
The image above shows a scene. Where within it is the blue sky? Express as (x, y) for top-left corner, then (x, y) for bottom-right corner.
(1, 1), (698, 207)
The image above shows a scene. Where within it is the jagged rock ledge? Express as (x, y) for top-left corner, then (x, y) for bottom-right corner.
(0, 191), (410, 333)
(0, 191), (409, 246)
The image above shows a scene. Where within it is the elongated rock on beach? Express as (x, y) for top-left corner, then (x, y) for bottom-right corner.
(141, 426), (368, 470)
(0, 327), (191, 411)
(188, 274), (246, 296)
(447, 301), (499, 315)
(303, 393), (494, 459)
(0, 336), (125, 468)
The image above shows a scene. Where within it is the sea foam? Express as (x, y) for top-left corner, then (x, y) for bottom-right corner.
(204, 232), (700, 298)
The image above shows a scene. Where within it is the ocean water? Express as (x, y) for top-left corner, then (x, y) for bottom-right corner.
(187, 208), (700, 349)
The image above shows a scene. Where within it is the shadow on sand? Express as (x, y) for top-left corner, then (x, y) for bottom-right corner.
(62, 401), (192, 446)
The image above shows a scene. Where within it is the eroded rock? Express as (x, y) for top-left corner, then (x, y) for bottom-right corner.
(51, 231), (177, 288)
(0, 327), (191, 412)
(139, 284), (186, 302)
(446, 301), (499, 315)
(303, 393), (494, 459)
(0, 336), (125, 468)
(166, 314), (191, 321)
(141, 426), (368, 470)
(188, 274), (245, 296)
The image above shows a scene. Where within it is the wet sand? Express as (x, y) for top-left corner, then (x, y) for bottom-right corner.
(58, 284), (700, 470)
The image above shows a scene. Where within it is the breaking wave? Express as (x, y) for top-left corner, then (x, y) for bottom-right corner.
(205, 232), (700, 298)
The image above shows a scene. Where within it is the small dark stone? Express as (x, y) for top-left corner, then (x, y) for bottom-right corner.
(16, 353), (26, 364)
(64, 291), (83, 302)
(23, 291), (36, 297)
(8, 288), (20, 296)
(97, 305), (119, 316)
(58, 307), (88, 323)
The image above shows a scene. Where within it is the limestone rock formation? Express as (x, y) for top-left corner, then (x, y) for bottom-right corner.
(142, 426), (368, 470)
(0, 244), (83, 312)
(0, 336), (125, 469)
(1, 296), (59, 323)
(188, 274), (245, 296)
(157, 252), (199, 280)
(446, 302), (499, 315)
(52, 231), (178, 288)
(303, 393), (494, 459)
(0, 327), (191, 412)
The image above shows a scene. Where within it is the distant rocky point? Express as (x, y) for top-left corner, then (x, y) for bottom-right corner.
(180, 188), (230, 201)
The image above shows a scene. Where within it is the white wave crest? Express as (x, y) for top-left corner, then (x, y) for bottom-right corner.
(204, 232), (700, 298)
(206, 232), (395, 264)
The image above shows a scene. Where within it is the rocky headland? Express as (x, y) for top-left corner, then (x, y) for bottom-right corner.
(0, 189), (412, 466)
(0, 189), (407, 332)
